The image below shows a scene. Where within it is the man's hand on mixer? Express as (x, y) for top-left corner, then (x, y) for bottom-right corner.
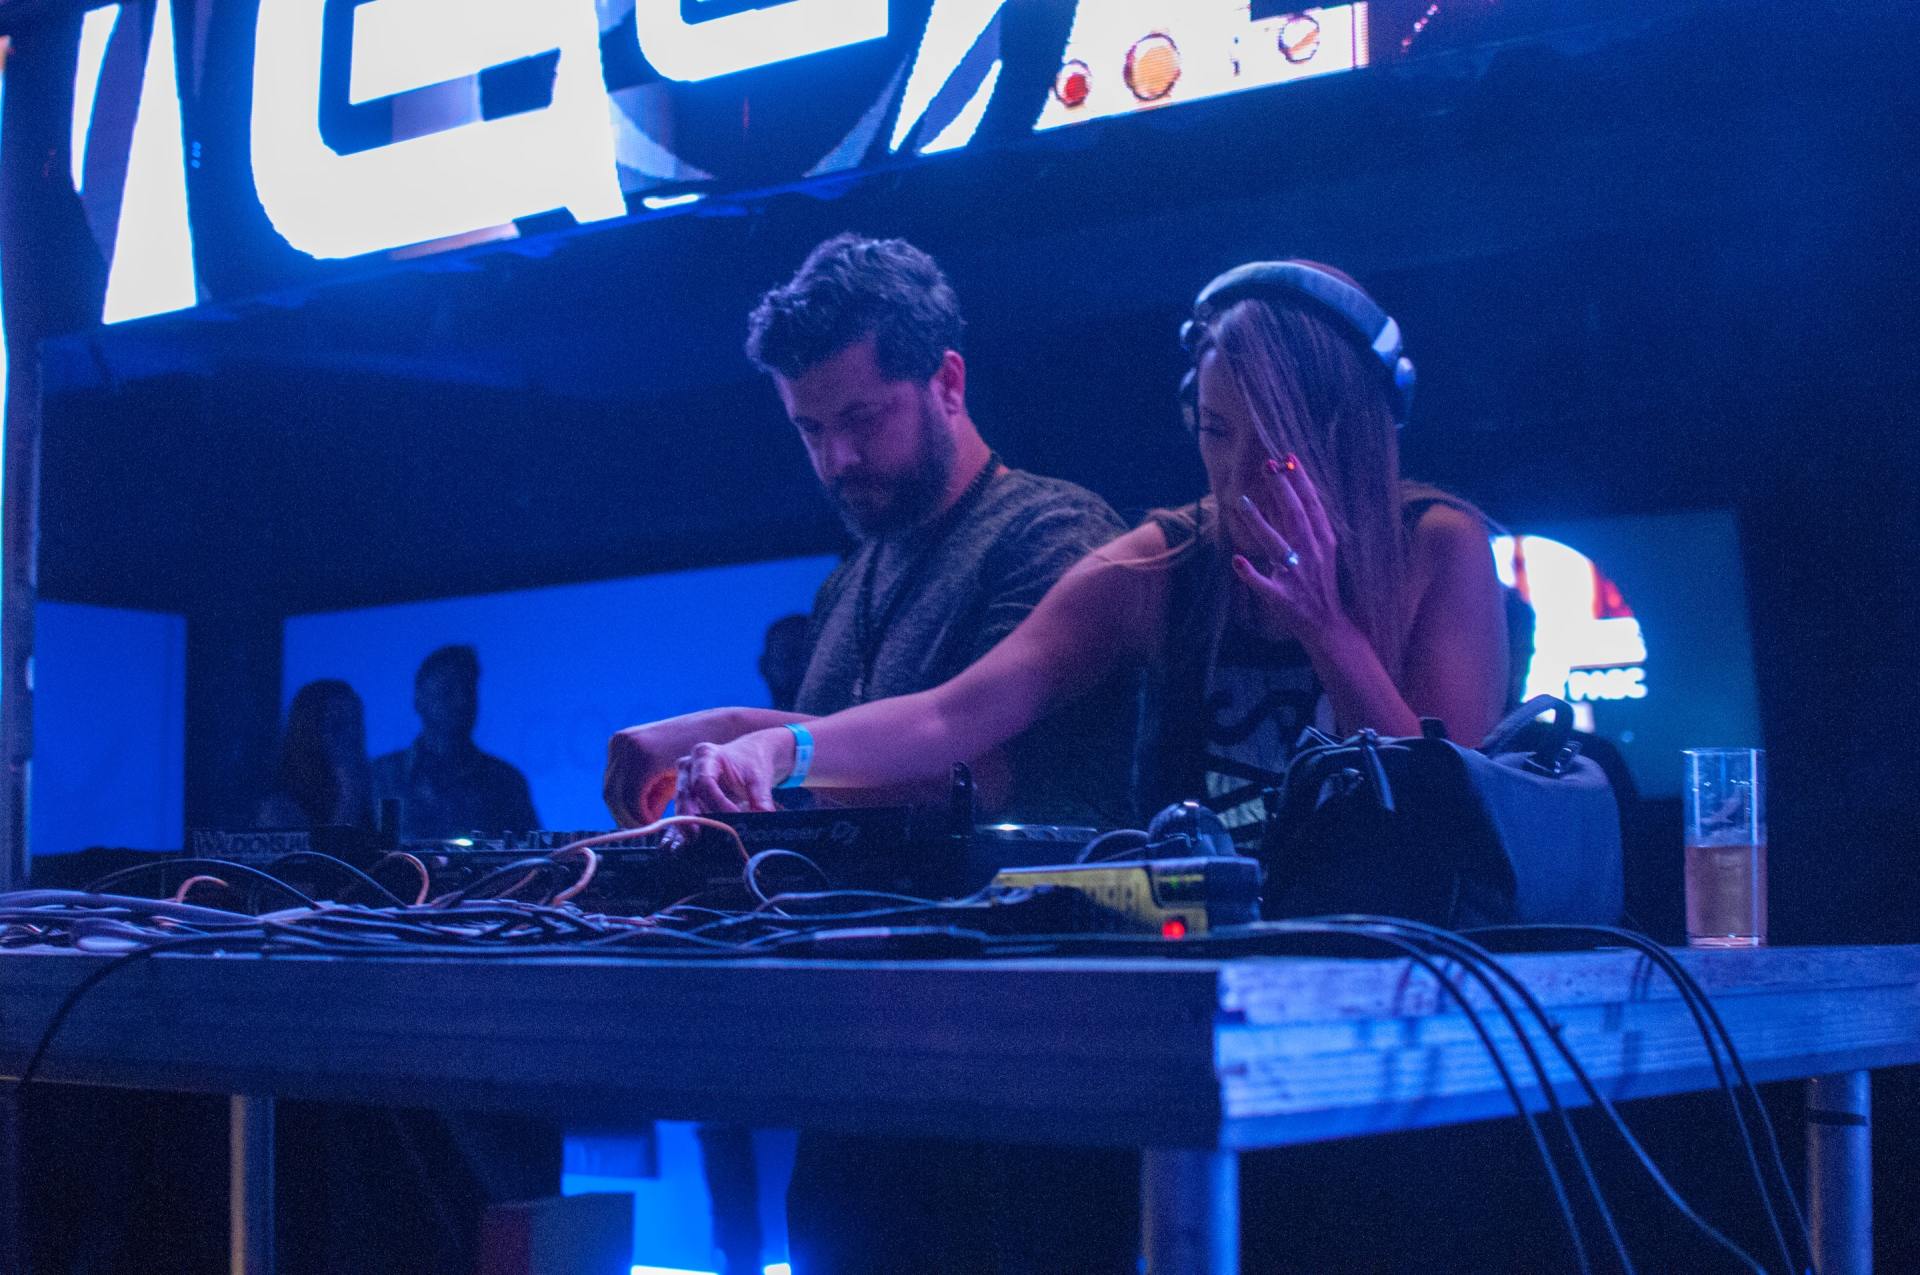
(676, 731), (794, 815)
(603, 708), (807, 826)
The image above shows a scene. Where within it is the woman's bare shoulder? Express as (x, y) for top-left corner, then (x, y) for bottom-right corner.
(1409, 501), (1495, 579)
(1097, 518), (1175, 566)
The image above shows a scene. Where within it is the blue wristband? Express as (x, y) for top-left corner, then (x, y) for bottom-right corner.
(777, 723), (815, 789)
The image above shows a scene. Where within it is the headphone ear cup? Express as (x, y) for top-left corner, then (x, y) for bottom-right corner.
(1394, 356), (1417, 427)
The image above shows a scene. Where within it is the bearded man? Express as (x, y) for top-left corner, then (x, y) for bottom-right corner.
(605, 233), (1135, 830)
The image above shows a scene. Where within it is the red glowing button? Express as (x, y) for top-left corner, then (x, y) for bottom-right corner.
(1161, 917), (1189, 940)
(1054, 59), (1091, 109)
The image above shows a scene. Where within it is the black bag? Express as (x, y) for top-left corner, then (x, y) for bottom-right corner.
(1258, 696), (1623, 928)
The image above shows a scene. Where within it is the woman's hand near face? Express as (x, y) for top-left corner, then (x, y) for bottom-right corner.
(1231, 454), (1418, 739)
(1228, 454), (1358, 652)
(1228, 454), (1505, 743)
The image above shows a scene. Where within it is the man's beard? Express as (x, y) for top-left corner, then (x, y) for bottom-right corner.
(829, 396), (957, 538)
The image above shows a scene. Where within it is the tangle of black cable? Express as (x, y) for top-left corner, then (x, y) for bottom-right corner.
(1469, 923), (1812, 1275)
(1246, 919), (1598, 1275)
(83, 859), (322, 910)
(264, 851), (412, 909)
(1342, 916), (1770, 1274)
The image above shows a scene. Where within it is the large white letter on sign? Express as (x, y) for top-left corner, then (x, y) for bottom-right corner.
(633, 0), (888, 83)
(251, 0), (624, 259)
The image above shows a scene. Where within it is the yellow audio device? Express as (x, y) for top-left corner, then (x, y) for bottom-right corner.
(989, 856), (1261, 936)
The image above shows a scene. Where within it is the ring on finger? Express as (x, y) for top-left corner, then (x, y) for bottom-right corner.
(1282, 549), (1302, 571)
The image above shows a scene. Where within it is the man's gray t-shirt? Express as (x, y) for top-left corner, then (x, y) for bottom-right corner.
(795, 467), (1136, 827)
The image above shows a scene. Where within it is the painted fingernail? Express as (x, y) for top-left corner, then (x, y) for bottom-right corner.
(1264, 457), (1281, 475)
(1285, 454), (1300, 473)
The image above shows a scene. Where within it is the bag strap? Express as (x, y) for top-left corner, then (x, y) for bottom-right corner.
(1355, 730), (1396, 813)
(1276, 728), (1401, 814)
(1479, 694), (1581, 775)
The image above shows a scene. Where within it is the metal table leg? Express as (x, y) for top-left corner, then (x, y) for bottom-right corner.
(1807, 1071), (1871, 1275)
(1, 1084), (20, 1275)
(230, 1095), (274, 1275)
(1141, 1147), (1238, 1275)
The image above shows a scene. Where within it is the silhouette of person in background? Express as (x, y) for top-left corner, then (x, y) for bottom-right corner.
(257, 679), (374, 829)
(256, 654), (554, 1275)
(372, 645), (538, 838)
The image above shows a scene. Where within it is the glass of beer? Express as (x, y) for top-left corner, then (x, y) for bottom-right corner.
(1683, 748), (1767, 947)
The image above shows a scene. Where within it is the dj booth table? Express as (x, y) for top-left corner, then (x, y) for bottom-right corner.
(3, 944), (1917, 1275)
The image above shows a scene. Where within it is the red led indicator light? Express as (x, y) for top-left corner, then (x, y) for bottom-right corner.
(1161, 918), (1188, 940)
(1055, 60), (1092, 108)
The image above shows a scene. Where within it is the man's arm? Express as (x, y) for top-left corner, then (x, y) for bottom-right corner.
(604, 706), (811, 826)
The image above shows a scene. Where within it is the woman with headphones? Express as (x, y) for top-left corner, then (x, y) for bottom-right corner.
(675, 260), (1510, 823)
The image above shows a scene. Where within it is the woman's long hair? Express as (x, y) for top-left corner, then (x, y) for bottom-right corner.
(1158, 277), (1408, 681)
(1208, 291), (1409, 678)
(277, 679), (370, 827)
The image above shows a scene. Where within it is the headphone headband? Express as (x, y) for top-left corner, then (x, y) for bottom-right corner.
(1180, 261), (1417, 429)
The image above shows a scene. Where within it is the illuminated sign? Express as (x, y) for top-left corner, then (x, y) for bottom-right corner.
(68, 2), (198, 323)
(888, 0), (1011, 156)
(1035, 2), (1368, 131)
(240, 0), (1372, 261)
(1568, 666), (1647, 703)
(244, 0), (898, 257)
(1493, 534), (1649, 728)
(634, 0), (889, 82)
(250, 0), (625, 259)
(23, 0), (1422, 317)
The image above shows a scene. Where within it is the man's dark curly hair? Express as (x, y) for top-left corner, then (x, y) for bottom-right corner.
(745, 233), (965, 383)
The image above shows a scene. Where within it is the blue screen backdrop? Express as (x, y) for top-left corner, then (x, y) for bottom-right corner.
(281, 555), (837, 831)
(282, 556), (834, 1272)
(30, 601), (188, 857)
